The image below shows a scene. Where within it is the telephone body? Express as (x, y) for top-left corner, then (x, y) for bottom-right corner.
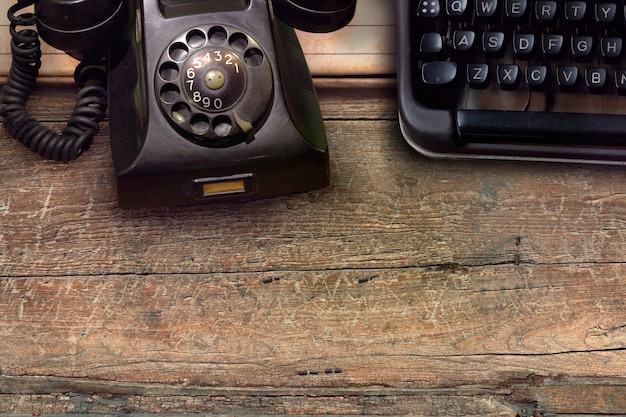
(1, 0), (356, 208)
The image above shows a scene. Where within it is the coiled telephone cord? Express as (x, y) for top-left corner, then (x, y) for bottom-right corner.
(0, 0), (108, 162)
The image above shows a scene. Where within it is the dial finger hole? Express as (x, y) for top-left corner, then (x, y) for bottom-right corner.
(169, 42), (189, 61)
(229, 32), (248, 51)
(160, 84), (180, 103)
(213, 115), (232, 137)
(190, 114), (211, 136)
(159, 62), (179, 81)
(244, 48), (264, 67)
(208, 26), (228, 45)
(186, 29), (207, 48)
(171, 102), (191, 124)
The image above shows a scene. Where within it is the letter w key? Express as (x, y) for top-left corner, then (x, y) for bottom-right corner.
(476, 0), (498, 19)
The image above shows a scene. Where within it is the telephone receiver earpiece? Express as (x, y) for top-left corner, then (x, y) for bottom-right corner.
(273, 0), (356, 33)
(35, 0), (129, 63)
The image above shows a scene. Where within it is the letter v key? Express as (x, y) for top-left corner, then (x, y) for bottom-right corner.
(557, 66), (579, 92)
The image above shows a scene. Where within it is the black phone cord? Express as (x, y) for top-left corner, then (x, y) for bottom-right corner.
(0, 1), (108, 162)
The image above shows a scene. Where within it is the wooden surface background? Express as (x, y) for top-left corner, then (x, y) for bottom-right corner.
(1, 78), (626, 416)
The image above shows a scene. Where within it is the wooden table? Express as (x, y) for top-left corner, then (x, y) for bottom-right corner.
(1, 77), (626, 416)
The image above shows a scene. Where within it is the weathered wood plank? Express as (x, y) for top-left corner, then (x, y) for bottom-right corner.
(1, 266), (625, 386)
(1, 377), (626, 415)
(3, 116), (626, 276)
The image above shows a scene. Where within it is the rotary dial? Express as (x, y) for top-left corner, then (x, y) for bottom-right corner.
(155, 25), (273, 147)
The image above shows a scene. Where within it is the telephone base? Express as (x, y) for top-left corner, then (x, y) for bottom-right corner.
(107, 0), (331, 209)
(114, 153), (330, 209)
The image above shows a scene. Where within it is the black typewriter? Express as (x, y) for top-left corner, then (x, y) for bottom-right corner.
(396, 0), (626, 163)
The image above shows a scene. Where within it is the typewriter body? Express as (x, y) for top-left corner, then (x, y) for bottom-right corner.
(397, 0), (626, 164)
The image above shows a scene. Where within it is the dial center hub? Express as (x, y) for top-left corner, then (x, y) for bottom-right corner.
(182, 48), (246, 112)
(205, 68), (226, 90)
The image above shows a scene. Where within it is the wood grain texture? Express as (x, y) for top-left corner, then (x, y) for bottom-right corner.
(1, 78), (626, 415)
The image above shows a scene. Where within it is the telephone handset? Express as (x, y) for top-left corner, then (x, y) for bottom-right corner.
(1, 0), (356, 208)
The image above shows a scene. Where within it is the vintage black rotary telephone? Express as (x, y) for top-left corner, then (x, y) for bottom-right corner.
(1, 0), (356, 208)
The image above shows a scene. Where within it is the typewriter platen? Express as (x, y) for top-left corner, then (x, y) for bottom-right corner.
(397, 0), (626, 163)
